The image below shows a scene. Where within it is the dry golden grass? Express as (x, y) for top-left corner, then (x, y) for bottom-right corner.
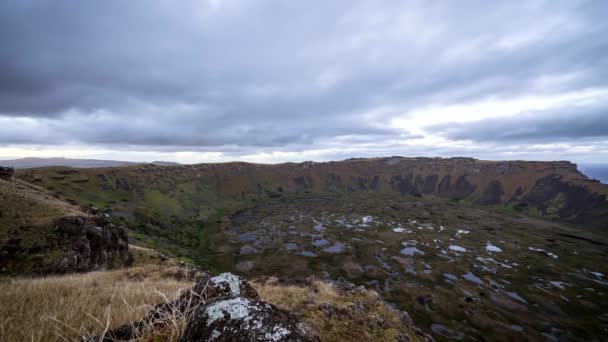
(0, 265), (193, 342)
(129, 244), (176, 268)
(253, 278), (423, 342)
(0, 178), (85, 235)
(0, 266), (425, 342)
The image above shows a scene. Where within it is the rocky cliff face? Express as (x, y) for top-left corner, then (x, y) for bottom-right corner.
(51, 216), (132, 273)
(1, 215), (133, 274)
(17, 157), (608, 230)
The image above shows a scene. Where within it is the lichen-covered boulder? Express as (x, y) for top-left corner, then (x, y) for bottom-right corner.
(192, 272), (259, 300)
(97, 272), (260, 341)
(181, 296), (320, 342)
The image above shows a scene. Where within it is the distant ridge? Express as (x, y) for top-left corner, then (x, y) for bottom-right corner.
(0, 157), (179, 169)
(16, 156), (608, 231)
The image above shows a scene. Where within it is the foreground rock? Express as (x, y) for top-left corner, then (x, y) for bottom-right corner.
(98, 272), (319, 342)
(182, 296), (318, 341)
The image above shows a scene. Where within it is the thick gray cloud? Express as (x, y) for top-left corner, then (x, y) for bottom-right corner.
(429, 105), (608, 142)
(0, 0), (607, 160)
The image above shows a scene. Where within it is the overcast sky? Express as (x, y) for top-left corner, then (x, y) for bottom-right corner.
(1, 0), (607, 164)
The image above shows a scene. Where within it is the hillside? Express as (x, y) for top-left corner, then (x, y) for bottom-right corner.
(15, 157), (608, 232)
(0, 177), (132, 274)
(0, 176), (432, 341)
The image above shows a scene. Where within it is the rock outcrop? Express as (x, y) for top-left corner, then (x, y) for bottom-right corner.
(0, 166), (14, 180)
(0, 215), (133, 274)
(182, 296), (318, 342)
(97, 272), (319, 342)
(0, 177), (134, 274)
(51, 216), (133, 273)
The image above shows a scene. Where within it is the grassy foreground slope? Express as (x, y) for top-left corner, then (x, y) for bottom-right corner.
(0, 265), (191, 341)
(0, 264), (427, 342)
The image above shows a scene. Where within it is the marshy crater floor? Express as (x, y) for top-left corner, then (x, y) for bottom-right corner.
(210, 193), (608, 341)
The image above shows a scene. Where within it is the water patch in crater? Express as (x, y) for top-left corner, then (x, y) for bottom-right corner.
(444, 273), (458, 281)
(312, 238), (329, 247)
(431, 324), (464, 340)
(528, 247), (558, 259)
(400, 247), (424, 256)
(238, 245), (257, 255)
(455, 229), (470, 236)
(449, 245), (466, 252)
(592, 279), (608, 285)
(476, 257), (512, 269)
(510, 324), (523, 332)
(238, 232), (258, 242)
(323, 242), (346, 253)
(400, 240), (424, 256)
(549, 281), (571, 290)
(361, 216), (374, 224)
(504, 291), (527, 304)
(485, 243), (503, 253)
(462, 271), (483, 285)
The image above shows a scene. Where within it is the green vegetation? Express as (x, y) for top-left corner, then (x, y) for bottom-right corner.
(546, 192), (567, 216)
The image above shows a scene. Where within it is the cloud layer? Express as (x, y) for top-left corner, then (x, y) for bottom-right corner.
(0, 0), (607, 163)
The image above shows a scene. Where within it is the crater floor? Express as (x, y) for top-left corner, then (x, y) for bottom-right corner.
(211, 193), (608, 341)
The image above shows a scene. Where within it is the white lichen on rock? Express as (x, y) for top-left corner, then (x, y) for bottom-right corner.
(210, 272), (242, 295)
(203, 297), (293, 340)
(265, 326), (291, 341)
(205, 297), (252, 326)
